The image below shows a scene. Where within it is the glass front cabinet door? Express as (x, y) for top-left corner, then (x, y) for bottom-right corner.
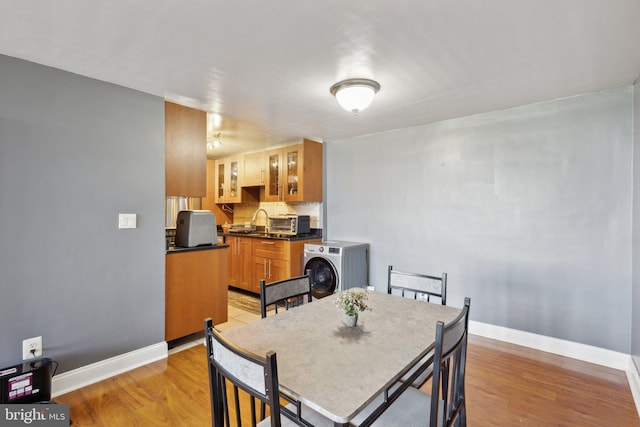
(228, 158), (239, 201)
(283, 145), (302, 202)
(214, 157), (241, 203)
(265, 149), (283, 201)
(214, 159), (226, 203)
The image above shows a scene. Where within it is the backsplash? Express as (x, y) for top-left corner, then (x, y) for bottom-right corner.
(232, 201), (322, 228)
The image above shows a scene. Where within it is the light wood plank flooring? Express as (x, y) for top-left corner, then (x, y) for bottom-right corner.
(462, 335), (639, 426)
(55, 306), (640, 426)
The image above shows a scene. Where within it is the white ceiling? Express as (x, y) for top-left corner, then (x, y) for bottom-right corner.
(1, 1), (639, 158)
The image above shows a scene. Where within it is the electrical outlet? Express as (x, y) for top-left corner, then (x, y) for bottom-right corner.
(22, 336), (42, 360)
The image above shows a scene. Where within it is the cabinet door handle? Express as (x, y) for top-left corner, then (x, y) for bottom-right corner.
(260, 241), (275, 245)
(263, 259), (267, 277)
(268, 259), (272, 279)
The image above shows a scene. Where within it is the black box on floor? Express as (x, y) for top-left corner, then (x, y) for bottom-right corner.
(0, 358), (53, 404)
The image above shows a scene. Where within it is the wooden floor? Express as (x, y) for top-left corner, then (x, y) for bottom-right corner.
(55, 332), (640, 426)
(462, 335), (639, 426)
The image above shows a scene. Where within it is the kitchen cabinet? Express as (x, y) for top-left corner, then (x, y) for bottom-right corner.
(165, 101), (207, 197)
(214, 156), (241, 203)
(265, 147), (284, 201)
(251, 239), (289, 292)
(265, 139), (323, 202)
(227, 236), (252, 290)
(223, 235), (321, 294)
(201, 159), (234, 226)
(165, 246), (228, 341)
(242, 151), (266, 186)
(251, 257), (289, 292)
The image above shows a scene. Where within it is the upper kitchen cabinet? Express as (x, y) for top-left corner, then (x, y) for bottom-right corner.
(214, 156), (241, 203)
(165, 101), (207, 197)
(201, 159), (234, 226)
(265, 139), (323, 202)
(242, 151), (266, 186)
(265, 147), (284, 201)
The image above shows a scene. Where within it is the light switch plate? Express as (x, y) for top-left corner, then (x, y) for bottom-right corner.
(118, 213), (137, 229)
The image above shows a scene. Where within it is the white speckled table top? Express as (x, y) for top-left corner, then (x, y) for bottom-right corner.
(222, 291), (461, 424)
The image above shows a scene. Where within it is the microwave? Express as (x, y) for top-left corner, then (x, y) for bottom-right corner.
(268, 215), (310, 236)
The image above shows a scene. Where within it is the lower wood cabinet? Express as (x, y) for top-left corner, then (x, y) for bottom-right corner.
(165, 247), (229, 341)
(251, 256), (289, 292)
(228, 237), (252, 290)
(224, 236), (321, 293)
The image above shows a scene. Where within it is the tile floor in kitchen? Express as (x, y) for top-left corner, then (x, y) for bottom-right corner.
(217, 304), (261, 331)
(168, 303), (260, 355)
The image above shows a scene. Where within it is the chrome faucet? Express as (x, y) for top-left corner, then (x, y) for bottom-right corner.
(251, 208), (269, 230)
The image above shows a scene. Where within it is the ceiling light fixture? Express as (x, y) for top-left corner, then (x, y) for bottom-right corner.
(330, 78), (380, 114)
(207, 132), (222, 151)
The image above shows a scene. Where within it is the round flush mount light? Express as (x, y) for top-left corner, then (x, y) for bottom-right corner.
(330, 78), (380, 114)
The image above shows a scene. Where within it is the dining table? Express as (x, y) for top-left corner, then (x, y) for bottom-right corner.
(222, 290), (461, 426)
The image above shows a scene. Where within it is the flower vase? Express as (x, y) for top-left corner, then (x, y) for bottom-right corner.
(344, 312), (358, 327)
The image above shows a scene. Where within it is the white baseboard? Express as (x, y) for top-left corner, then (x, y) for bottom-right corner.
(51, 342), (168, 397)
(626, 359), (640, 417)
(469, 320), (630, 370)
(470, 321), (640, 416)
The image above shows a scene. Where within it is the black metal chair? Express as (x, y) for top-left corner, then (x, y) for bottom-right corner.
(204, 318), (330, 427)
(259, 275), (313, 319)
(353, 297), (471, 427)
(387, 265), (447, 305)
(388, 265), (448, 387)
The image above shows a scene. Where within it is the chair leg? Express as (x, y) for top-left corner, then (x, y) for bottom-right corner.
(453, 403), (466, 427)
(460, 403), (466, 427)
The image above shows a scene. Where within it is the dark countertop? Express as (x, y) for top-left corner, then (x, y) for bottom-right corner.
(167, 243), (229, 254)
(222, 228), (323, 241)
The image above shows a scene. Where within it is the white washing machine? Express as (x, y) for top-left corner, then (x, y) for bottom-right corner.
(303, 241), (369, 298)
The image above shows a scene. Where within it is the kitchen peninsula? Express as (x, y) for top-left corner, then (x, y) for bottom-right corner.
(165, 243), (229, 341)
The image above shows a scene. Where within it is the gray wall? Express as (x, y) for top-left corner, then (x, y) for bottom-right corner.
(633, 78), (640, 368)
(0, 55), (166, 372)
(326, 88), (633, 353)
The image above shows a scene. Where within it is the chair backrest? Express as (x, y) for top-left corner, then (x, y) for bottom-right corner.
(205, 318), (279, 426)
(429, 297), (470, 427)
(387, 265), (447, 305)
(259, 275), (313, 319)
(204, 318), (314, 427)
